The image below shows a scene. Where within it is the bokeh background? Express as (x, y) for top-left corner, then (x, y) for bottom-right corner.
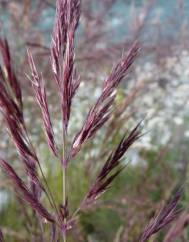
(0, 0), (189, 241)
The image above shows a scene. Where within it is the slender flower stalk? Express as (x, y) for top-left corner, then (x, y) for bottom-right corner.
(51, 1), (81, 241)
(62, 126), (67, 242)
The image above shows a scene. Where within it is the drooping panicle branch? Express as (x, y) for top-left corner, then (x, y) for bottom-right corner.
(51, 0), (81, 131)
(80, 122), (142, 209)
(1, 98), (42, 196)
(0, 38), (22, 109)
(0, 70), (23, 124)
(139, 189), (182, 242)
(0, 41), (42, 197)
(72, 42), (139, 157)
(27, 50), (58, 157)
(0, 159), (54, 223)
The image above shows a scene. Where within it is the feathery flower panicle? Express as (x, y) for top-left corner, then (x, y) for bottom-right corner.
(72, 43), (139, 157)
(51, 0), (80, 85)
(0, 0), (144, 239)
(0, 159), (54, 222)
(139, 189), (182, 242)
(27, 50), (58, 157)
(0, 38), (22, 109)
(5, 115), (42, 197)
(51, 0), (67, 87)
(51, 0), (81, 130)
(0, 70), (23, 124)
(0, 44), (42, 197)
(0, 78), (42, 193)
(101, 42), (139, 99)
(80, 122), (142, 208)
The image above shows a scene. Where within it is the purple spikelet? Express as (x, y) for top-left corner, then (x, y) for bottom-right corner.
(61, 0), (81, 130)
(80, 122), (141, 208)
(72, 43), (139, 157)
(0, 46), (42, 197)
(51, 0), (67, 87)
(0, 38), (22, 109)
(0, 159), (54, 223)
(27, 50), (58, 157)
(51, 0), (81, 131)
(139, 189), (182, 242)
(0, 68), (23, 124)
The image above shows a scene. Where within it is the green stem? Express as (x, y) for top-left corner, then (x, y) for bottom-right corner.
(63, 165), (66, 206)
(38, 162), (59, 215)
(72, 206), (81, 218)
(62, 127), (67, 242)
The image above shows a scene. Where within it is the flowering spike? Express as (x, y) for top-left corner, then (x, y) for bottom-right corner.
(0, 56), (42, 197)
(80, 122), (142, 208)
(27, 50), (58, 157)
(51, 0), (81, 130)
(71, 43), (139, 157)
(139, 189), (182, 242)
(0, 159), (54, 222)
(0, 38), (22, 109)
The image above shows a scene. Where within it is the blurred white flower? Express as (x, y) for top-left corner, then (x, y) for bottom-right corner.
(174, 117), (183, 125)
